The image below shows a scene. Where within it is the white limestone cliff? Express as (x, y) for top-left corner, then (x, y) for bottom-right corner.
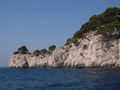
(9, 31), (120, 68)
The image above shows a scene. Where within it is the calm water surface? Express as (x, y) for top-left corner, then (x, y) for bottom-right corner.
(0, 68), (120, 90)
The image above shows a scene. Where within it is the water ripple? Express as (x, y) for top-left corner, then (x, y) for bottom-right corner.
(0, 68), (120, 90)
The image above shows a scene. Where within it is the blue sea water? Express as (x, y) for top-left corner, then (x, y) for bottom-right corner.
(0, 68), (120, 90)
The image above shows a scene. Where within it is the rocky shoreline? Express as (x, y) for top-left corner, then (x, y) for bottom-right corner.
(9, 7), (120, 68)
(9, 31), (120, 68)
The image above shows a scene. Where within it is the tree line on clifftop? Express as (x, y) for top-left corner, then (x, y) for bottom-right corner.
(66, 7), (120, 45)
(13, 45), (56, 57)
(13, 7), (120, 56)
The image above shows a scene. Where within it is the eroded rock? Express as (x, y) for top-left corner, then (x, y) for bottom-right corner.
(9, 31), (120, 68)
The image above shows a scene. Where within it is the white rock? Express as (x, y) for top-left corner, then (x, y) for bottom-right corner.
(9, 31), (120, 68)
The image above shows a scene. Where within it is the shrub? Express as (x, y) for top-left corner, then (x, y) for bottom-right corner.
(18, 46), (29, 54)
(33, 50), (40, 56)
(65, 38), (78, 45)
(65, 38), (72, 45)
(96, 29), (107, 35)
(39, 49), (48, 56)
(71, 38), (78, 44)
(96, 21), (120, 35)
(104, 21), (120, 31)
(73, 7), (120, 39)
(48, 45), (56, 51)
(13, 51), (19, 55)
(48, 51), (52, 55)
(13, 45), (29, 55)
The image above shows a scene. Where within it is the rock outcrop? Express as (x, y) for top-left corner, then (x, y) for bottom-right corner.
(9, 7), (120, 68)
(9, 31), (120, 68)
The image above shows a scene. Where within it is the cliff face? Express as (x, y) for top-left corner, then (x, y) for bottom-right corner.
(9, 31), (120, 68)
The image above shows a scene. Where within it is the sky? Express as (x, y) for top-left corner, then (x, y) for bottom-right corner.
(0, 0), (120, 67)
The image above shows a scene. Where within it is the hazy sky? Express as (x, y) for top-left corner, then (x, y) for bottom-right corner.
(0, 0), (120, 67)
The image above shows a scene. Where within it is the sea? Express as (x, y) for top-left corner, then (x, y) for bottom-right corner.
(0, 68), (120, 90)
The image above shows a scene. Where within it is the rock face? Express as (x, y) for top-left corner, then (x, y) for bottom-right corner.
(9, 55), (28, 68)
(9, 31), (120, 68)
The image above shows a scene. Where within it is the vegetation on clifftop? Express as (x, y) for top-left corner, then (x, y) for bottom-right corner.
(48, 45), (56, 51)
(13, 7), (120, 56)
(74, 7), (120, 38)
(66, 7), (120, 44)
(32, 45), (56, 57)
(13, 46), (29, 54)
(14, 45), (56, 56)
